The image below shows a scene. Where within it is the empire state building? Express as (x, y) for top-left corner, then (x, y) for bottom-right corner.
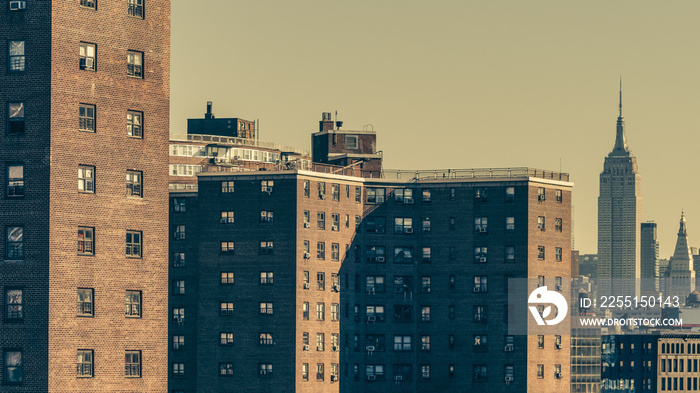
(597, 86), (643, 297)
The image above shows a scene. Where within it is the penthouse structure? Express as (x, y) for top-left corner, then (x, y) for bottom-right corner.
(1, 0), (170, 391)
(168, 114), (573, 393)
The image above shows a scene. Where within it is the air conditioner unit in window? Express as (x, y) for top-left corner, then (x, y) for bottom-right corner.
(404, 227), (413, 234)
(332, 346), (338, 352)
(394, 376), (403, 382)
(479, 257), (487, 263)
(505, 376), (513, 382)
(9, 1), (26, 10)
(555, 343), (562, 349)
(332, 285), (339, 292)
(303, 345), (309, 351)
(504, 345), (514, 352)
(376, 257), (385, 262)
(479, 227), (488, 233)
(303, 252), (311, 259)
(555, 372), (561, 379)
(332, 225), (339, 231)
(320, 194), (326, 200)
(538, 195), (546, 201)
(220, 218), (228, 224)
(473, 287), (481, 293)
(304, 222), (310, 228)
(366, 346), (375, 352)
(331, 375), (337, 382)
(303, 283), (310, 289)
(367, 315), (376, 322)
(404, 197), (414, 204)
(367, 375), (376, 381)
(84, 57), (95, 69)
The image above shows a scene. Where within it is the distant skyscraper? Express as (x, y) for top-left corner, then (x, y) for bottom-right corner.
(641, 222), (660, 293)
(664, 212), (696, 299)
(597, 84), (643, 297)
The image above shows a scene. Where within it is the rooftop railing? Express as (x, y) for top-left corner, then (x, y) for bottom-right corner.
(179, 134), (310, 156)
(376, 167), (569, 182)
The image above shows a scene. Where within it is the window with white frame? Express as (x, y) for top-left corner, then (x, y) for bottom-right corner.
(79, 42), (96, 70)
(126, 50), (143, 77)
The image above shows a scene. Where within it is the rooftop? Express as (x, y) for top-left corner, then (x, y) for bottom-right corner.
(172, 134), (311, 157)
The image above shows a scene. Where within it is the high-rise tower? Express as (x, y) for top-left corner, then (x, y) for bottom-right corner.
(640, 222), (660, 294)
(664, 212), (696, 299)
(597, 84), (643, 297)
(1, 1), (170, 391)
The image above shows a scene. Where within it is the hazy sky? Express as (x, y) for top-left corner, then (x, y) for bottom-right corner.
(172, 1), (700, 258)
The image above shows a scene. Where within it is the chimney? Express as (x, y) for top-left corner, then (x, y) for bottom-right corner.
(205, 101), (214, 119)
(319, 112), (334, 132)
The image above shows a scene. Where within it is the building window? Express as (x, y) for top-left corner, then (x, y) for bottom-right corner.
(329, 243), (339, 261)
(366, 188), (385, 204)
(8, 102), (25, 135)
(316, 303), (325, 320)
(78, 103), (96, 132)
(316, 363), (325, 381)
(125, 231), (141, 258)
(538, 187), (546, 202)
(316, 242), (325, 260)
(555, 335), (562, 349)
(538, 216), (546, 231)
(331, 303), (339, 321)
(128, 0), (144, 18)
(302, 302), (309, 320)
(302, 363), (309, 381)
(6, 226), (23, 260)
(8, 41), (25, 73)
(345, 214), (350, 228)
(5, 289), (22, 321)
(125, 351), (141, 377)
(172, 197), (186, 213)
(394, 217), (413, 234)
(473, 365), (487, 382)
(5, 164), (23, 197)
(421, 276), (431, 293)
(220, 302), (234, 316)
(220, 241), (234, 254)
(555, 218), (563, 232)
(536, 364), (544, 378)
(366, 305), (385, 323)
(125, 170), (142, 197)
(3, 350), (22, 384)
(259, 302), (273, 315)
(366, 364), (384, 381)
(260, 210), (273, 223)
(126, 50), (143, 78)
(474, 276), (488, 293)
(555, 247), (563, 262)
(259, 363), (273, 378)
(422, 217), (431, 233)
(219, 363), (234, 377)
(303, 180), (310, 197)
(419, 335), (431, 351)
(125, 290), (141, 317)
(76, 288), (93, 316)
(556, 189), (563, 203)
(220, 332), (234, 346)
(172, 225), (185, 240)
(420, 306), (431, 322)
(316, 211), (326, 230)
(474, 247), (487, 263)
(475, 217), (488, 232)
(393, 247), (413, 264)
(393, 305), (412, 323)
(259, 241), (274, 255)
(316, 333), (325, 351)
(538, 246), (545, 260)
(554, 364), (562, 379)
(537, 335), (544, 348)
(366, 276), (385, 293)
(331, 213), (340, 231)
(219, 211), (234, 224)
(126, 111), (143, 138)
(171, 363), (184, 378)
(355, 187), (361, 203)
(76, 350), (93, 377)
(394, 188), (414, 204)
(318, 182), (326, 199)
(474, 305), (487, 322)
(394, 335), (412, 351)
(221, 181), (234, 193)
(171, 308), (185, 325)
(78, 165), (95, 193)
(171, 280), (185, 295)
(366, 217), (386, 233)
(220, 272), (234, 285)
(393, 364), (413, 382)
(79, 42), (96, 70)
(302, 271), (310, 289)
(260, 333), (273, 346)
(331, 183), (339, 201)
(81, 0), (97, 9)
(474, 187), (487, 201)
(505, 186), (515, 202)
(261, 180), (274, 193)
(505, 246), (515, 263)
(505, 216), (515, 232)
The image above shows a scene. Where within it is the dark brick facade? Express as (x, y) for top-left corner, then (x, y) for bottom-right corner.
(1, 1), (170, 391)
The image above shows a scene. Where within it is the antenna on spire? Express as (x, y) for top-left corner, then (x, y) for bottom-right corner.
(618, 77), (623, 117)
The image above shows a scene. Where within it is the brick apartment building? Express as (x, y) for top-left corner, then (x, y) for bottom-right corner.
(1, 1), (170, 391)
(169, 113), (573, 392)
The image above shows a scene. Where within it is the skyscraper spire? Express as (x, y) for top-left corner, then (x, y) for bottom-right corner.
(611, 78), (629, 155)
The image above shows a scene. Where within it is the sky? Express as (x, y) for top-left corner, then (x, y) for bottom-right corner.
(171, 1), (700, 258)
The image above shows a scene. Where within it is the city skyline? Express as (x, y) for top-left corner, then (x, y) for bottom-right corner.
(171, 0), (700, 258)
